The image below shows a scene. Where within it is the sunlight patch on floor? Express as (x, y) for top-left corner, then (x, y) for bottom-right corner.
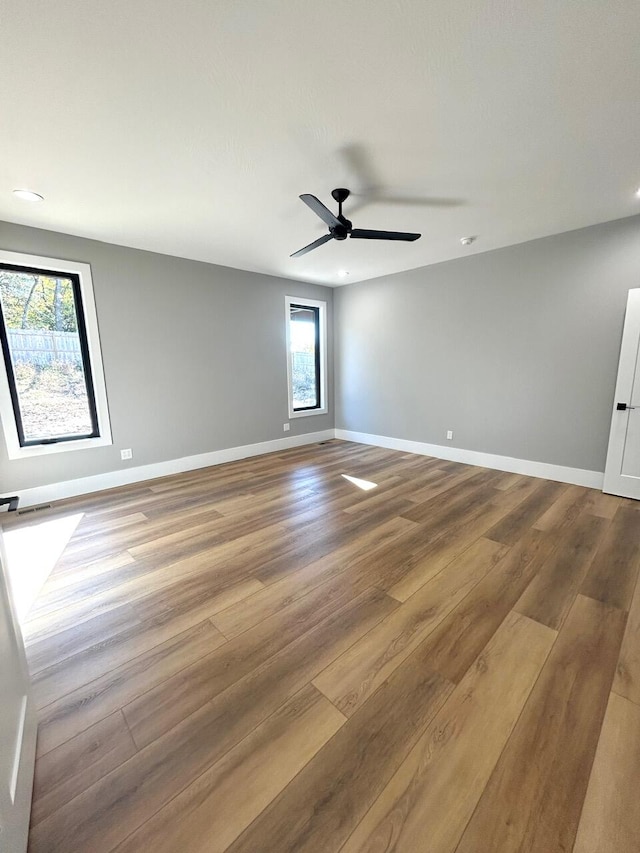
(3, 513), (84, 622)
(341, 474), (378, 491)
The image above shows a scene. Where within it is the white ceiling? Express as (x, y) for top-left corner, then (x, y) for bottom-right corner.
(2, 0), (640, 286)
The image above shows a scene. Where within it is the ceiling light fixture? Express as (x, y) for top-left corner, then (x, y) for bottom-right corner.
(635, 187), (640, 198)
(13, 189), (44, 202)
(338, 270), (349, 277)
(460, 236), (477, 246)
(290, 188), (421, 258)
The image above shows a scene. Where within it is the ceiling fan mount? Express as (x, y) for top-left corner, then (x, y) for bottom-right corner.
(290, 188), (421, 258)
(331, 187), (351, 205)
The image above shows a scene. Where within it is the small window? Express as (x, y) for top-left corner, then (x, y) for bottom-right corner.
(0, 251), (111, 458)
(285, 296), (328, 418)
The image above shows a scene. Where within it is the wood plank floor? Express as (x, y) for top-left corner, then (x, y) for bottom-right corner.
(8, 439), (640, 853)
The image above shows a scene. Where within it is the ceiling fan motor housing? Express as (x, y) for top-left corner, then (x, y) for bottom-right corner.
(332, 220), (352, 240)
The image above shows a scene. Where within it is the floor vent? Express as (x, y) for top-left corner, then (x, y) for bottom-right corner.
(17, 504), (52, 515)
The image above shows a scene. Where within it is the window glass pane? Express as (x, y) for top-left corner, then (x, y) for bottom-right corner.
(289, 306), (319, 410)
(0, 268), (95, 442)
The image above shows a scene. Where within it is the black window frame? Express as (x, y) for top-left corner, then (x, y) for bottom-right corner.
(0, 261), (100, 447)
(289, 302), (322, 412)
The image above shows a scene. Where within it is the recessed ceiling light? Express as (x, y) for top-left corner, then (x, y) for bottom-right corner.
(460, 236), (477, 246)
(635, 187), (640, 198)
(338, 270), (349, 277)
(13, 189), (44, 202)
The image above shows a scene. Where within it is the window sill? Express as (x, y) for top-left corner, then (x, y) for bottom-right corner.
(5, 434), (112, 461)
(289, 407), (329, 419)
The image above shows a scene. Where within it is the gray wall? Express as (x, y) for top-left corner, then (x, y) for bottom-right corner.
(335, 215), (640, 473)
(0, 221), (334, 492)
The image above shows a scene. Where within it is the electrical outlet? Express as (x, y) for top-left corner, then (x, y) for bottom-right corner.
(446, 430), (453, 440)
(120, 448), (133, 460)
(283, 423), (290, 432)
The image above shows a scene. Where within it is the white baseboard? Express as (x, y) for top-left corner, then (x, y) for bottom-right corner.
(335, 429), (604, 490)
(4, 426), (604, 509)
(5, 430), (335, 508)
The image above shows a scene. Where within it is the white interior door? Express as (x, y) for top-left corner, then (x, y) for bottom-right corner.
(604, 288), (640, 500)
(0, 524), (36, 852)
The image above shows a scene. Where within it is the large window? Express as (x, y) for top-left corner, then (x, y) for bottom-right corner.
(285, 296), (327, 417)
(0, 250), (111, 458)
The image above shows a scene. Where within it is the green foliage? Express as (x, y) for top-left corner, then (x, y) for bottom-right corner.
(0, 270), (77, 332)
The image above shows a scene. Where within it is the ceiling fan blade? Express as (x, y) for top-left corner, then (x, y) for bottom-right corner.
(300, 194), (341, 228)
(350, 229), (421, 241)
(290, 233), (334, 258)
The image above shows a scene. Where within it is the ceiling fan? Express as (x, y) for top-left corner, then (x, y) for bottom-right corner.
(290, 188), (421, 258)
